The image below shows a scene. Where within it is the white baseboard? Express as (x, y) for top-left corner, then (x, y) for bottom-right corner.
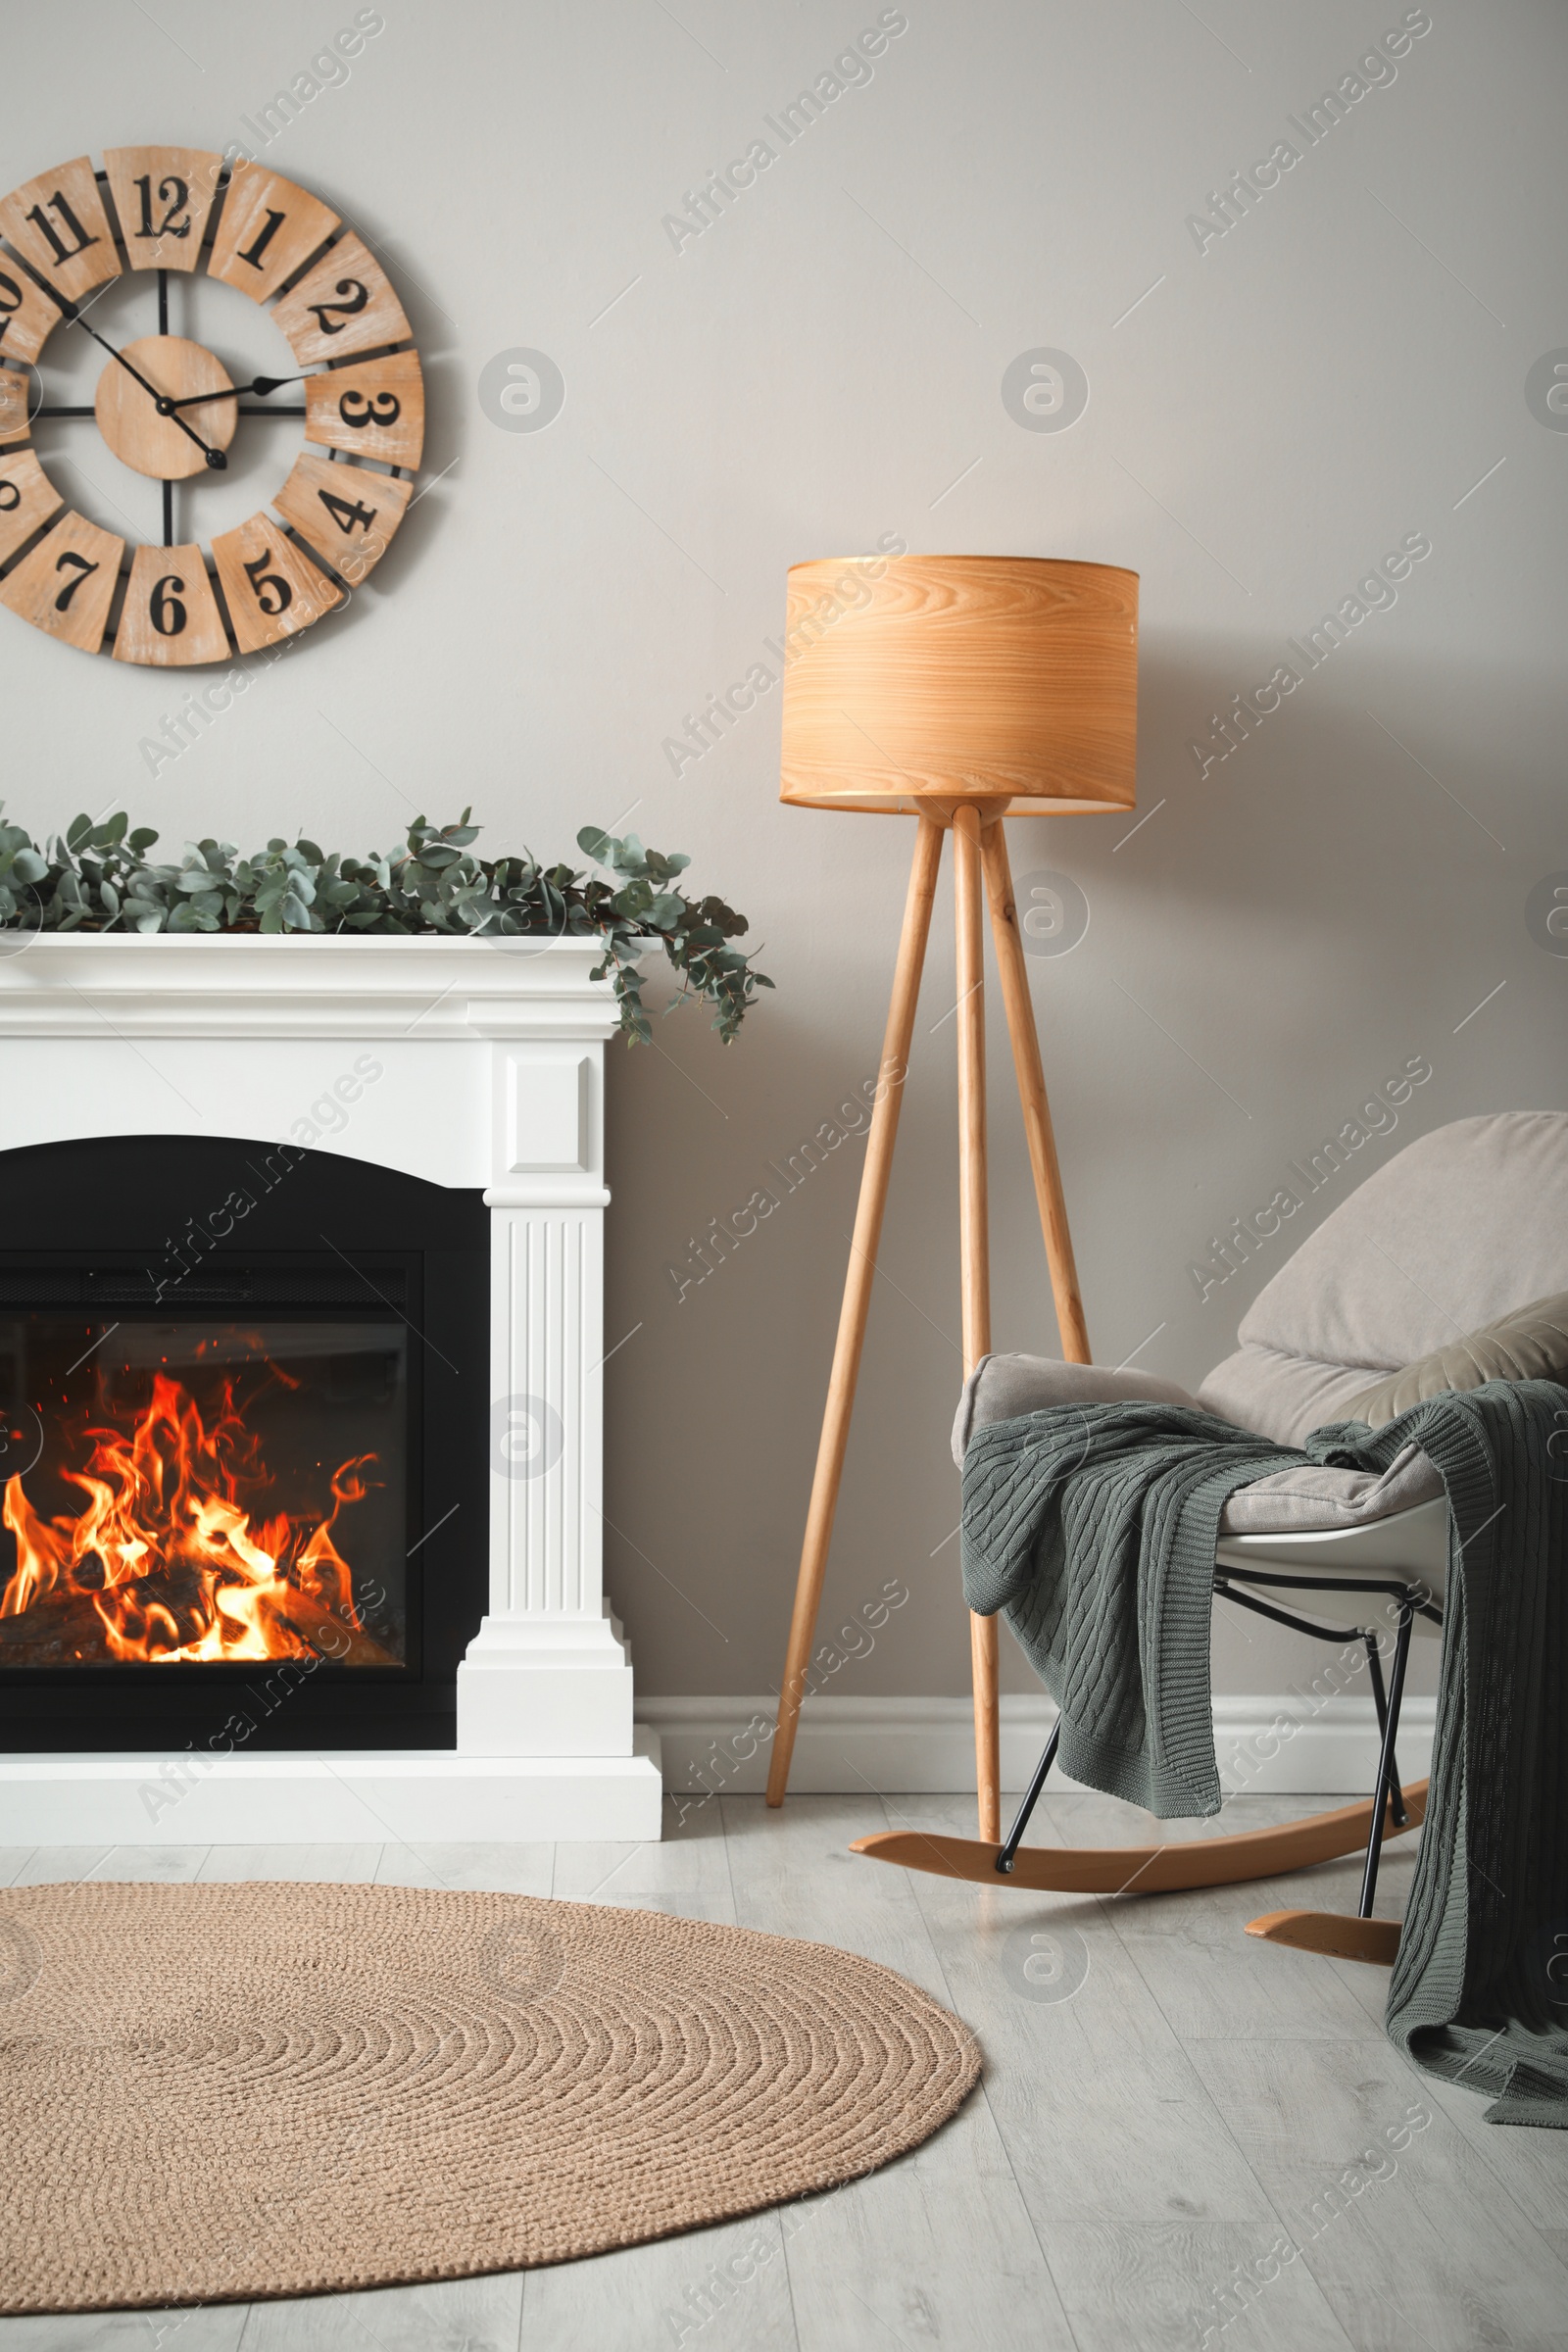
(0, 1698), (1437, 1848)
(637, 1694), (1437, 1802)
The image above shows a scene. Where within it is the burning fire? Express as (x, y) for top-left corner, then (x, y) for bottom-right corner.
(0, 1370), (389, 1664)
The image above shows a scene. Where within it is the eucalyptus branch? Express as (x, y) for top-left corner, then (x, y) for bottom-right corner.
(0, 808), (772, 1045)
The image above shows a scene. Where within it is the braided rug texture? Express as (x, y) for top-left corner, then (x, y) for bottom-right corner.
(0, 1879), (980, 2315)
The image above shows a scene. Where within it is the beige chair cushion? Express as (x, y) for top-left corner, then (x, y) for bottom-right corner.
(956, 1115), (1568, 1540)
(952, 1354), (1445, 1535)
(951, 1352), (1198, 1466)
(1218, 1443), (1443, 1532)
(1197, 1345), (1384, 1447)
(1340, 1292), (1568, 1427)
(1197, 1111), (1568, 1444)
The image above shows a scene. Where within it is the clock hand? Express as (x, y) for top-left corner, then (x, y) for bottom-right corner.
(70, 313), (228, 470)
(164, 372), (307, 411)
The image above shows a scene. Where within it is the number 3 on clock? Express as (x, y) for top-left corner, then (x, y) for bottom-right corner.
(304, 351), (424, 470)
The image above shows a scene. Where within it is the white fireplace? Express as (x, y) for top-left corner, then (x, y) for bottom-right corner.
(0, 933), (662, 1842)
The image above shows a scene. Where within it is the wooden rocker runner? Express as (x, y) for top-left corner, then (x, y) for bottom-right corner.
(853, 1552), (1441, 1968)
(850, 1488), (1441, 1966)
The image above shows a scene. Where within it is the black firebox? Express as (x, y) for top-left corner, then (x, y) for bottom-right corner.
(0, 1135), (488, 1752)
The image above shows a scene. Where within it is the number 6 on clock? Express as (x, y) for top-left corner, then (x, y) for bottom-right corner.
(114, 544), (230, 667)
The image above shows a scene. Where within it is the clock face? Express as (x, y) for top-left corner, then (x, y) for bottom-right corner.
(0, 149), (424, 664)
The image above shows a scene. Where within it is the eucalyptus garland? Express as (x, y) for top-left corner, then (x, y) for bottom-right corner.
(0, 808), (770, 1044)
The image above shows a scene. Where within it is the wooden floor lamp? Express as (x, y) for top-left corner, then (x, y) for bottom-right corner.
(765, 554), (1140, 1836)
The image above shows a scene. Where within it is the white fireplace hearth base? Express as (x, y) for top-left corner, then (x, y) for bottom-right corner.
(0, 1731), (663, 1847)
(0, 936), (664, 1844)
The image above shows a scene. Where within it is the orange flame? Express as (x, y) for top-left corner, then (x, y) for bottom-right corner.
(0, 1371), (383, 1664)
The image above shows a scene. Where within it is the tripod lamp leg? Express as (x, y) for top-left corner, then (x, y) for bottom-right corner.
(766, 817), (945, 1806)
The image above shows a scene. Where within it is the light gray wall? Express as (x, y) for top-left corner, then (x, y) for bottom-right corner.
(8, 1), (1563, 1708)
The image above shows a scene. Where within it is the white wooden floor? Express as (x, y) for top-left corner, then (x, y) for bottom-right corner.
(3, 1790), (1565, 2352)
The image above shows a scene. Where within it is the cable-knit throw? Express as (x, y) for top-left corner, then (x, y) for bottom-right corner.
(960, 1380), (1568, 2127)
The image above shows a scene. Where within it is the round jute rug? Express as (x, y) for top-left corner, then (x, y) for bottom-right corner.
(0, 1878), (980, 2316)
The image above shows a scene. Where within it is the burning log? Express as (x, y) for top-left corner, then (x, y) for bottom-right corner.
(0, 1371), (389, 1668)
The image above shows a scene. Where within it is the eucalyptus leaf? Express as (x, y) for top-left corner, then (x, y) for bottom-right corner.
(0, 801), (770, 1044)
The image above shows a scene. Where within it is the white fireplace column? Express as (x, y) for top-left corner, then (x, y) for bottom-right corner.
(456, 1039), (636, 1756)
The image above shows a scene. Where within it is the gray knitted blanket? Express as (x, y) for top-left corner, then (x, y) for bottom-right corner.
(960, 1381), (1568, 2127)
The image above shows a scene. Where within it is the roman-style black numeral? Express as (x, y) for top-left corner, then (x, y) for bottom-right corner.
(132, 174), (192, 241)
(24, 192), (100, 269)
(236, 208), (286, 270)
(150, 574), (187, 635)
(317, 486), (377, 536)
(53, 550), (99, 612)
(0, 479), (21, 514)
(338, 389), (401, 428)
(0, 269), (23, 351)
(242, 548), (292, 615)
(306, 278), (368, 336)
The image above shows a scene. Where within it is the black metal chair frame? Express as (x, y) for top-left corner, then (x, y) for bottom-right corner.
(995, 1570), (1444, 1916)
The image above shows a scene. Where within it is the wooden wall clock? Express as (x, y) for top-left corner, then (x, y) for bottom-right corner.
(0, 149), (423, 664)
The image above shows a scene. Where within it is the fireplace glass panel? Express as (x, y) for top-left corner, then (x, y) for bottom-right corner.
(0, 1316), (408, 1669)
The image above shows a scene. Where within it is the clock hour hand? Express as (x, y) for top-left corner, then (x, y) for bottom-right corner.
(164, 372), (307, 411)
(69, 314), (228, 470)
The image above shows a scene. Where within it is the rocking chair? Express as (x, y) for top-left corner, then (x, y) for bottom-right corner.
(854, 1110), (1568, 1964)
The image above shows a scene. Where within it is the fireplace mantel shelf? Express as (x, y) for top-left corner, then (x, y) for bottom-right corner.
(0, 933), (624, 1039)
(0, 930), (662, 1843)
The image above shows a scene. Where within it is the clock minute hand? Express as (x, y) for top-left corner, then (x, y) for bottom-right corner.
(165, 372), (307, 411)
(70, 314), (228, 470)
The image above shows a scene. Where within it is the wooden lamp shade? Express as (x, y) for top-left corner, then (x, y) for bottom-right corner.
(778, 554), (1138, 816)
